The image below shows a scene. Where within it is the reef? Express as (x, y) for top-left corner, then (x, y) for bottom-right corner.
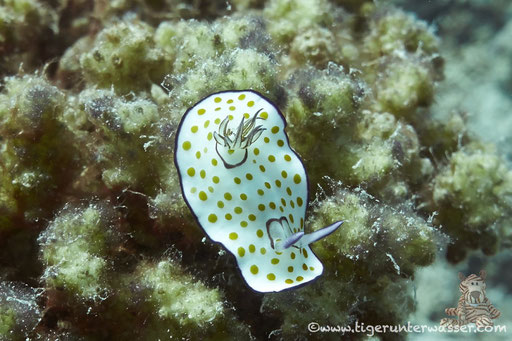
(1, 0), (511, 340)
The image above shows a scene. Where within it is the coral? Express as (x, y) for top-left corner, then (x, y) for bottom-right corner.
(363, 8), (439, 58)
(38, 202), (116, 300)
(429, 142), (512, 260)
(310, 187), (437, 276)
(77, 20), (170, 94)
(0, 0), (58, 75)
(263, 0), (333, 43)
(0, 282), (42, 340)
(0, 75), (77, 230)
(0, 0), (511, 339)
(138, 259), (224, 325)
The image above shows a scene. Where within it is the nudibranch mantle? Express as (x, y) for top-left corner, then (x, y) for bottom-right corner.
(175, 90), (342, 292)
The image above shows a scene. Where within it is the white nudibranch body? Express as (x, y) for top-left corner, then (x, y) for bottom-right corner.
(175, 90), (342, 292)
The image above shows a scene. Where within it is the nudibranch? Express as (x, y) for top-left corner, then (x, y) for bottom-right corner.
(174, 90), (343, 292)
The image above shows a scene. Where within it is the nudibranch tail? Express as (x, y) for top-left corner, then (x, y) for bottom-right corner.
(299, 221), (344, 247)
(174, 90), (342, 293)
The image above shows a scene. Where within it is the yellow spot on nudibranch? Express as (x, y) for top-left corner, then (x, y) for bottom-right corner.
(191, 126), (198, 133)
(267, 273), (276, 281)
(213, 176), (220, 183)
(296, 276), (304, 282)
(271, 126), (279, 134)
(247, 101), (254, 107)
(214, 97), (222, 103)
(208, 214), (217, 223)
(187, 167), (195, 176)
(229, 232), (238, 240)
(182, 141), (191, 150)
(271, 258), (279, 264)
(224, 193), (232, 200)
(198, 109), (206, 115)
(240, 193), (247, 200)
(294, 174), (302, 184)
(268, 155), (276, 162)
(285, 279), (293, 284)
(256, 229), (263, 238)
(297, 197), (303, 207)
(238, 94), (246, 100)
(225, 213), (232, 220)
(240, 221), (248, 227)
(199, 191), (208, 201)
(238, 247), (245, 257)
(258, 204), (265, 211)
(260, 111), (268, 119)
(234, 206), (243, 214)
(284, 154), (292, 161)
(249, 244), (255, 253)
(248, 214), (256, 221)
(250, 265), (258, 274)
(217, 201), (224, 208)
(288, 266), (293, 272)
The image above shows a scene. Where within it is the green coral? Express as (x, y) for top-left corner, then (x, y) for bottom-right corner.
(0, 75), (77, 227)
(363, 8), (439, 57)
(430, 142), (512, 260)
(0, 0), (57, 74)
(78, 20), (169, 94)
(139, 259), (224, 326)
(0, 282), (42, 340)
(38, 202), (114, 300)
(0, 306), (16, 338)
(263, 0), (333, 43)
